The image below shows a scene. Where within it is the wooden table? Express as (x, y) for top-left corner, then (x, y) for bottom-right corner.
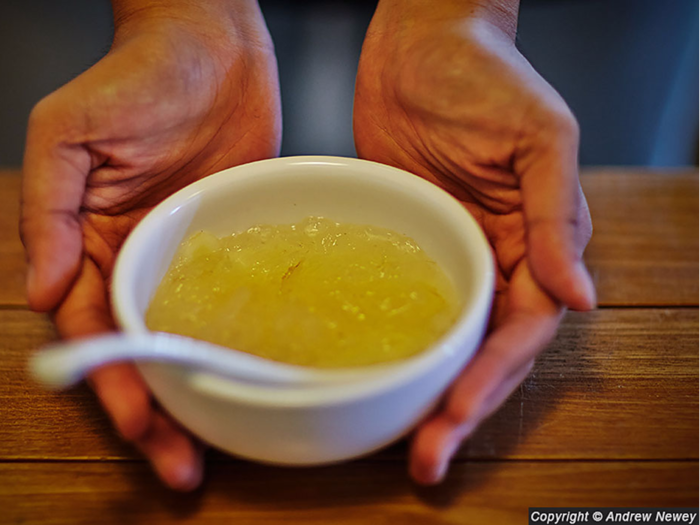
(0, 168), (697, 523)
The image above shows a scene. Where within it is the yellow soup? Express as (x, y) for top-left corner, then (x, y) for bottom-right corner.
(145, 217), (462, 368)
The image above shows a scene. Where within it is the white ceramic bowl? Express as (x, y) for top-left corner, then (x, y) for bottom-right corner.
(112, 156), (494, 465)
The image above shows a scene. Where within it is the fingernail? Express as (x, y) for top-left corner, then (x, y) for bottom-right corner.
(576, 261), (597, 309)
(430, 440), (460, 485)
(431, 459), (450, 484)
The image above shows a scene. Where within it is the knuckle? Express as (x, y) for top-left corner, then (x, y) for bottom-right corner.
(27, 95), (55, 129)
(583, 213), (593, 243)
(117, 415), (149, 442)
(27, 91), (76, 141)
(17, 213), (31, 248)
(577, 198), (594, 246)
(445, 396), (478, 428)
(19, 208), (81, 244)
(547, 105), (579, 139)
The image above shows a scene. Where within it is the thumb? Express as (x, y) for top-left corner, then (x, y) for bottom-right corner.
(517, 115), (596, 311)
(20, 96), (90, 312)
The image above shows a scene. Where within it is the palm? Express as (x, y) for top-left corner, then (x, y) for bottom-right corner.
(25, 26), (280, 326)
(354, 27), (541, 330)
(71, 32), (280, 289)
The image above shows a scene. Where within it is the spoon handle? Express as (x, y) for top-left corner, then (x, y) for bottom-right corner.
(29, 333), (324, 389)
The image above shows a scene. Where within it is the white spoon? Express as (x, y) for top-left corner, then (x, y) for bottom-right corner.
(30, 332), (366, 389)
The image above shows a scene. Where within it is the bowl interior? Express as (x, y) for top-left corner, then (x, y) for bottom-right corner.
(113, 157), (493, 380)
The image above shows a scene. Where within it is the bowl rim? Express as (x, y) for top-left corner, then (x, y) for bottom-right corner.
(113, 155), (494, 407)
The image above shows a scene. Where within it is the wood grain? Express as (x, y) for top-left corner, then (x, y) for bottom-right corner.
(2, 308), (696, 461)
(0, 461), (696, 524)
(582, 169), (698, 306)
(0, 171), (25, 305)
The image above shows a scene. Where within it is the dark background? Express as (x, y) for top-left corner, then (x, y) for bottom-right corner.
(0, 0), (697, 167)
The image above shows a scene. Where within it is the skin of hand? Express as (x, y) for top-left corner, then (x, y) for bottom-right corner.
(21, 0), (281, 491)
(354, 0), (596, 484)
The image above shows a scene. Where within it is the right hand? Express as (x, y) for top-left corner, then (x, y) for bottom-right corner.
(21, 1), (281, 490)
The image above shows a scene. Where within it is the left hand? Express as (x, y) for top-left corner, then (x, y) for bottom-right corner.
(353, 1), (596, 484)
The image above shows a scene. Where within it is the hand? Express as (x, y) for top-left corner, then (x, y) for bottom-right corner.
(21, 0), (280, 490)
(354, 1), (595, 484)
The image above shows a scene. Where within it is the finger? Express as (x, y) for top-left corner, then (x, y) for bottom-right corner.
(21, 94), (90, 312)
(410, 312), (550, 485)
(53, 256), (154, 441)
(91, 366), (205, 492)
(516, 112), (596, 312)
(53, 256), (114, 338)
(446, 263), (561, 421)
(52, 256), (150, 441)
(410, 263), (561, 484)
(54, 257), (203, 490)
(133, 411), (205, 492)
(410, 359), (534, 485)
(88, 364), (153, 442)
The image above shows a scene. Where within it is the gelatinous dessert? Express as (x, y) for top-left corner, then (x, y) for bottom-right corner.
(145, 217), (461, 368)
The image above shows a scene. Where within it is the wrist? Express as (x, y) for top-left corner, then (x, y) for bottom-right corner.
(372, 0), (519, 42)
(111, 0), (272, 53)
